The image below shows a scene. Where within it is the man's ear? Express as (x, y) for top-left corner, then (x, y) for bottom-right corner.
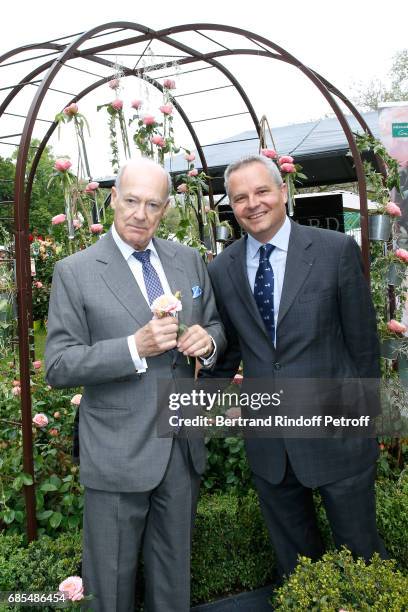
(281, 182), (288, 204)
(110, 186), (118, 210)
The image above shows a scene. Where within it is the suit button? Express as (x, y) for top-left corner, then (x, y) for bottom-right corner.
(274, 362), (281, 371)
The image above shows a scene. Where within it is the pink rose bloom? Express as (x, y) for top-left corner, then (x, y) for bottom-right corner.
(54, 159), (72, 172)
(71, 394), (82, 406)
(54, 411), (61, 419)
(151, 294), (182, 318)
(177, 183), (188, 193)
(395, 248), (408, 263)
(111, 99), (123, 111)
(108, 79), (119, 89)
(12, 380), (20, 387)
(151, 135), (166, 147)
(59, 576), (84, 602)
(159, 104), (173, 115)
(90, 223), (104, 234)
(73, 219), (82, 229)
(188, 169), (198, 177)
(260, 148), (278, 159)
(34, 281), (43, 288)
(33, 413), (48, 428)
(387, 319), (407, 334)
(184, 152), (195, 162)
(142, 115), (156, 126)
(131, 99), (142, 110)
(278, 155), (294, 164)
(233, 373), (243, 385)
(385, 202), (402, 217)
(85, 181), (99, 193)
(163, 78), (176, 89)
(280, 162), (296, 173)
(51, 213), (66, 225)
(12, 386), (21, 397)
(49, 428), (59, 437)
(33, 360), (42, 369)
(63, 103), (79, 116)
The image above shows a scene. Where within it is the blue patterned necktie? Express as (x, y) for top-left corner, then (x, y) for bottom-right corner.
(254, 243), (276, 341)
(133, 249), (164, 304)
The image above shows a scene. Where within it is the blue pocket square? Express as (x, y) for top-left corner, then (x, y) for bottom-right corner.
(192, 285), (202, 299)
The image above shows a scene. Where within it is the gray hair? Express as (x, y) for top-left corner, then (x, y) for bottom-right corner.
(224, 155), (283, 196)
(115, 157), (172, 199)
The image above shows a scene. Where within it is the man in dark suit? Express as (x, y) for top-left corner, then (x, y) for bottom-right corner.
(205, 155), (386, 579)
(45, 158), (225, 611)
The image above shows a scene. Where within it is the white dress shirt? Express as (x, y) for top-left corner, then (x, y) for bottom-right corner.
(111, 223), (216, 372)
(246, 215), (291, 344)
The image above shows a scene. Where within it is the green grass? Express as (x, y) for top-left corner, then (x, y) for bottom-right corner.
(34, 327), (47, 361)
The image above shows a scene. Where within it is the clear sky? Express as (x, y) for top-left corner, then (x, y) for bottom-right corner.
(1, 0), (406, 175)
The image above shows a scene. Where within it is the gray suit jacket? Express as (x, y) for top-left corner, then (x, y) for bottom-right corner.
(205, 220), (380, 487)
(45, 230), (225, 492)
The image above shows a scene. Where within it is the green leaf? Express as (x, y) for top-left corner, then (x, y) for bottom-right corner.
(22, 473), (33, 486)
(3, 509), (15, 524)
(49, 511), (63, 528)
(49, 474), (62, 488)
(40, 482), (58, 492)
(68, 515), (80, 529)
(14, 510), (24, 523)
(12, 475), (24, 490)
(59, 482), (71, 493)
(37, 509), (53, 520)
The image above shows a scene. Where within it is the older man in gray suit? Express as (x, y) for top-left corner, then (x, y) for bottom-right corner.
(203, 155), (387, 580)
(45, 158), (225, 611)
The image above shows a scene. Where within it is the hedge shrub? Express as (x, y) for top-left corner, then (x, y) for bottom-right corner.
(272, 548), (408, 611)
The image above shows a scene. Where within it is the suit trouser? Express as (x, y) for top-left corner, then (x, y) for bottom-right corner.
(82, 438), (200, 612)
(252, 457), (388, 579)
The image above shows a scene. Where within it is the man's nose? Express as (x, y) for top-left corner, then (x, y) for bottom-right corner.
(247, 194), (259, 209)
(132, 203), (147, 219)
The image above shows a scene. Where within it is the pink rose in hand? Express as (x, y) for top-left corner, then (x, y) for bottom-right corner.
(278, 155), (294, 164)
(142, 115), (156, 126)
(131, 99), (143, 110)
(280, 162), (296, 173)
(111, 99), (123, 111)
(63, 103), (79, 116)
(260, 148), (278, 159)
(387, 319), (407, 334)
(85, 181), (99, 193)
(59, 576), (84, 602)
(151, 135), (166, 147)
(51, 213), (67, 225)
(54, 159), (72, 172)
(33, 413), (48, 428)
(159, 104), (173, 115)
(177, 183), (188, 193)
(163, 78), (176, 89)
(108, 79), (120, 90)
(188, 169), (198, 177)
(395, 248), (408, 263)
(90, 223), (104, 234)
(184, 152), (195, 162)
(385, 202), (402, 217)
(71, 394), (82, 406)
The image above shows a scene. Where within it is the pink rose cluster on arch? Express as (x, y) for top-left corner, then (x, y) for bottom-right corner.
(260, 149), (296, 174)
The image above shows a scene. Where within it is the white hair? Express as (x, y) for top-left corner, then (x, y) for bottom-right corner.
(224, 155), (283, 196)
(115, 157), (172, 198)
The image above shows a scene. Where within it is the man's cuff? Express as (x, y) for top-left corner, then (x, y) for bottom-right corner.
(199, 336), (217, 367)
(127, 335), (148, 373)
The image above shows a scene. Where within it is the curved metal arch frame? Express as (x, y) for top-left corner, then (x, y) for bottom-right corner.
(0, 21), (379, 541)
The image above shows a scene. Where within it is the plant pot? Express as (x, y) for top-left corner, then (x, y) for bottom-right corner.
(216, 226), (230, 243)
(380, 338), (400, 360)
(387, 262), (406, 285)
(398, 354), (408, 389)
(368, 214), (392, 242)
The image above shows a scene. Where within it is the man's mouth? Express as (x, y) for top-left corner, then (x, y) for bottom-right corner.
(247, 211), (266, 220)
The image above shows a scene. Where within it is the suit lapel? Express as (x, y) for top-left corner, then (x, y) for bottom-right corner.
(153, 238), (193, 326)
(95, 231), (152, 327)
(277, 221), (314, 326)
(227, 237), (273, 343)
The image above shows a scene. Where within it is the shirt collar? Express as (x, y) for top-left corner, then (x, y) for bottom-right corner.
(111, 223), (156, 261)
(247, 215), (291, 259)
